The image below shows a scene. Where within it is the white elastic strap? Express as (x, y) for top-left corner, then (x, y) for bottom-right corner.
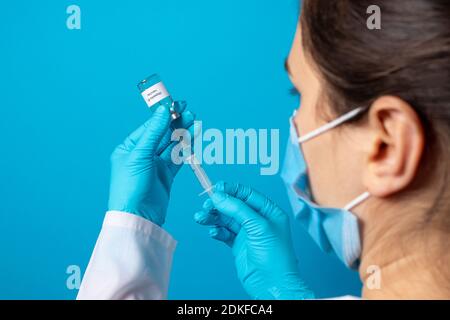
(298, 107), (366, 144)
(344, 191), (371, 211)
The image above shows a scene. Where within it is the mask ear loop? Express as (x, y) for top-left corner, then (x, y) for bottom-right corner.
(344, 191), (371, 211)
(298, 107), (367, 144)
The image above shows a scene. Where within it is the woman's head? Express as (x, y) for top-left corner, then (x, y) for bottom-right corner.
(287, 0), (450, 296)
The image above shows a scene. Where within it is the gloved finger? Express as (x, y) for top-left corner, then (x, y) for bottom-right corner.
(209, 191), (266, 233)
(132, 105), (172, 158)
(114, 101), (189, 154)
(170, 101), (188, 126)
(215, 181), (285, 223)
(156, 109), (195, 156)
(193, 199), (241, 234)
(204, 198), (242, 234)
(154, 102), (189, 153)
(115, 121), (150, 153)
(209, 226), (236, 247)
(159, 122), (196, 175)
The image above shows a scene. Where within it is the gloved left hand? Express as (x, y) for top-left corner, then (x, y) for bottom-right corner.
(194, 181), (315, 300)
(108, 101), (195, 226)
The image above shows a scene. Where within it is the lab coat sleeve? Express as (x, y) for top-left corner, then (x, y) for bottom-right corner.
(77, 211), (177, 300)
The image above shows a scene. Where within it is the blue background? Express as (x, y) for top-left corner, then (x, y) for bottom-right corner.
(0, 0), (361, 299)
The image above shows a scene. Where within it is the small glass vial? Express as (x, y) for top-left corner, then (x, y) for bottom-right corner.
(137, 74), (181, 120)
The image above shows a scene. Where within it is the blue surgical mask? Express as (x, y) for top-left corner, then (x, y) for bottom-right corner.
(280, 107), (370, 269)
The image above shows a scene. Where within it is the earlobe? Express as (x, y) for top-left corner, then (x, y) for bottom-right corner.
(364, 96), (425, 197)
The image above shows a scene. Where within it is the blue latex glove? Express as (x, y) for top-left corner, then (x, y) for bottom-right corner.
(108, 101), (195, 226)
(194, 181), (315, 300)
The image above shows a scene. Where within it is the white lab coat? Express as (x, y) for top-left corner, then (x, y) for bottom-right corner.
(77, 211), (176, 300)
(77, 212), (359, 300)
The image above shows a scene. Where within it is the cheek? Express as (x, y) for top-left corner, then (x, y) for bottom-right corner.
(295, 97), (318, 135)
(302, 132), (366, 208)
(295, 101), (339, 205)
(293, 99), (367, 207)
(302, 136), (340, 206)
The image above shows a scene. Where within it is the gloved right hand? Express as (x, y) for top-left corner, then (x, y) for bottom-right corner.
(194, 181), (315, 300)
(108, 101), (195, 226)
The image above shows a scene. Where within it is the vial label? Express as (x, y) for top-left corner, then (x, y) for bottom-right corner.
(141, 82), (170, 108)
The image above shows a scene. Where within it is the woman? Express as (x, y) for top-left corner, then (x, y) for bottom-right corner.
(78, 0), (450, 299)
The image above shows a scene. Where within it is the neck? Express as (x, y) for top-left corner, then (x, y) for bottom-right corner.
(359, 250), (443, 299)
(356, 199), (448, 299)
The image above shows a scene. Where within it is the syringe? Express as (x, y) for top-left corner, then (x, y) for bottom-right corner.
(184, 151), (214, 197)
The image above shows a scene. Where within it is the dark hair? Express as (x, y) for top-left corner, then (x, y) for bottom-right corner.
(300, 0), (449, 285)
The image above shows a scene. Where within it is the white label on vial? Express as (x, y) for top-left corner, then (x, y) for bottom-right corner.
(141, 82), (170, 108)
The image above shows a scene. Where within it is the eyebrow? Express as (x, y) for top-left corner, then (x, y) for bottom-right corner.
(284, 57), (292, 76)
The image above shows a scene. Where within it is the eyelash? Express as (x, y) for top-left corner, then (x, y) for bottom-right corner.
(289, 86), (300, 97)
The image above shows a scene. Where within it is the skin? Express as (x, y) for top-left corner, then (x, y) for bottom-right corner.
(286, 23), (447, 299)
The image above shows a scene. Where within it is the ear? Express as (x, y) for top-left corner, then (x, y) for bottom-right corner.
(363, 96), (425, 197)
